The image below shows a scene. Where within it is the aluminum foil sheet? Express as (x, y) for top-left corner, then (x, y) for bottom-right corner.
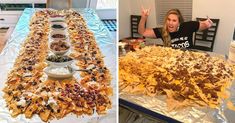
(0, 8), (117, 123)
(120, 61), (235, 123)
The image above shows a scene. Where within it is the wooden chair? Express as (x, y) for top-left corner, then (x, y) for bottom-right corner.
(46, 0), (72, 9)
(192, 18), (220, 52)
(119, 15), (146, 47)
(130, 15), (145, 38)
(233, 27), (235, 40)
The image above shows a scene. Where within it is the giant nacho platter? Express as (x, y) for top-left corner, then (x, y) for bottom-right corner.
(2, 9), (113, 122)
(119, 46), (235, 122)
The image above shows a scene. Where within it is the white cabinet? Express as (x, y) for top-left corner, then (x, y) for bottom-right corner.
(0, 14), (20, 27)
(0, 0), (46, 28)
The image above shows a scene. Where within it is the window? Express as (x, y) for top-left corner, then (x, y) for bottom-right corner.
(89, 0), (117, 19)
(156, 0), (192, 25)
(96, 0), (116, 9)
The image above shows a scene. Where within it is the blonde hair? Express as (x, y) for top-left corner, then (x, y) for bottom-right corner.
(162, 9), (184, 47)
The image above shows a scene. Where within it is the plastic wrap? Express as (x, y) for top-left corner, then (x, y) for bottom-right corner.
(0, 8), (116, 123)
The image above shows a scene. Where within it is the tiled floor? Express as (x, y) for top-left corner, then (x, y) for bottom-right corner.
(102, 19), (117, 43)
(102, 19), (116, 32)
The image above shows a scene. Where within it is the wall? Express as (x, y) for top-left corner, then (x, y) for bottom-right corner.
(119, 0), (235, 54)
(193, 0), (235, 54)
(51, 0), (89, 9)
(119, 0), (131, 39)
(96, 9), (116, 19)
(129, 0), (157, 28)
(72, 0), (116, 19)
(72, 0), (88, 8)
(119, 0), (157, 39)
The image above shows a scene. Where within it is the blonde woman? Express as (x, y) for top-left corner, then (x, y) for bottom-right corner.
(138, 7), (213, 48)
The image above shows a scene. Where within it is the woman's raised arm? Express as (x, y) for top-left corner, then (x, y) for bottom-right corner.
(138, 6), (156, 38)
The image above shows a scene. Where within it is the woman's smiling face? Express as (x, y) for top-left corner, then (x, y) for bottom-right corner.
(166, 14), (180, 32)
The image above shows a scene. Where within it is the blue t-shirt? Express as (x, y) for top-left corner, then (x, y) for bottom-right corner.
(153, 21), (200, 48)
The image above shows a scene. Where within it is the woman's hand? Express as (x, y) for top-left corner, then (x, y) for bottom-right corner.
(141, 6), (150, 18)
(138, 6), (156, 38)
(199, 16), (214, 31)
(206, 16), (213, 28)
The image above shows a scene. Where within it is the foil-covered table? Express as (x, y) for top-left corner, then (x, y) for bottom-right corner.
(119, 53), (235, 123)
(0, 8), (116, 123)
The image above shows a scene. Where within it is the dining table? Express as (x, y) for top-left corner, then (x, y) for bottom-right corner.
(119, 45), (235, 123)
(0, 8), (116, 123)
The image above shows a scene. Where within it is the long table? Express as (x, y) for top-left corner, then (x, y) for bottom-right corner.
(119, 50), (235, 123)
(0, 8), (116, 123)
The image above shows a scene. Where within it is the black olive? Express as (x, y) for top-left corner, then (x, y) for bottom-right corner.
(92, 77), (96, 81)
(46, 104), (52, 110)
(87, 70), (92, 74)
(26, 99), (32, 105)
(17, 84), (24, 90)
(97, 61), (101, 64)
(58, 88), (62, 92)
(27, 66), (33, 71)
(42, 87), (46, 90)
(100, 74), (105, 78)
(7, 91), (12, 95)
(45, 88), (50, 92)
(98, 68), (104, 73)
(58, 97), (64, 101)
(17, 105), (22, 109)
(39, 97), (43, 101)
(22, 66), (27, 70)
(15, 97), (20, 101)
(32, 81), (37, 86)
(92, 51), (97, 54)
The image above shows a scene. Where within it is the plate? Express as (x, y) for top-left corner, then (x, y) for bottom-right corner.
(44, 66), (74, 79)
(49, 16), (65, 22)
(46, 59), (74, 66)
(51, 22), (67, 30)
(49, 40), (70, 55)
(50, 30), (68, 40)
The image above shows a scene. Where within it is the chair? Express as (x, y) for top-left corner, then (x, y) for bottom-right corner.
(233, 27), (235, 40)
(46, 0), (72, 10)
(192, 18), (220, 52)
(119, 15), (146, 47)
(130, 15), (145, 38)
